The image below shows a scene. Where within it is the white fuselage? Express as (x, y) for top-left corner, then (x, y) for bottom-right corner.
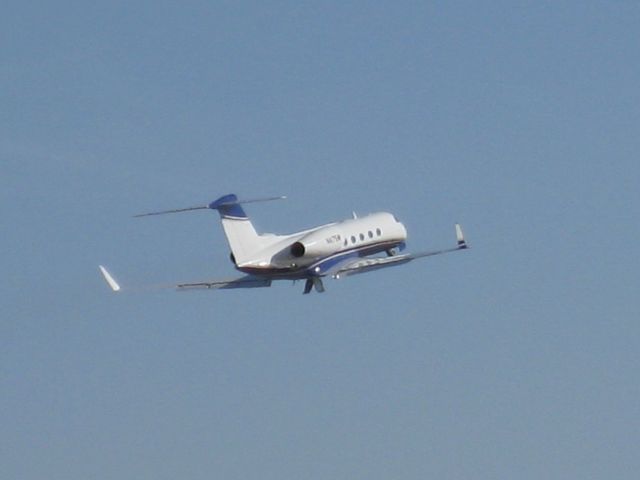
(235, 212), (407, 279)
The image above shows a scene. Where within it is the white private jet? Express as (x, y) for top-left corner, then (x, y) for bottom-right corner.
(99, 193), (468, 294)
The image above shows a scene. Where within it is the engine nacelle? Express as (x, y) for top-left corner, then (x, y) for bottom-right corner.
(290, 242), (306, 258)
(288, 227), (343, 261)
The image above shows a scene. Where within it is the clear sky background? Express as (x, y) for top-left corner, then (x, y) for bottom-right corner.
(2, 1), (639, 479)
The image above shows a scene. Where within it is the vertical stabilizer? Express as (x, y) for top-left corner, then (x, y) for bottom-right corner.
(209, 194), (263, 266)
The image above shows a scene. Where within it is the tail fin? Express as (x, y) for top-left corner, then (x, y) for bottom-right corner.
(134, 193), (284, 267)
(208, 194), (275, 266)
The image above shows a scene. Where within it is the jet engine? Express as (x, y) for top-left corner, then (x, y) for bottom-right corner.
(290, 241), (306, 258)
(288, 227), (343, 262)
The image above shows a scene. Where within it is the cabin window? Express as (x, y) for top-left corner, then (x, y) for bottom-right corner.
(376, 228), (382, 236)
(368, 231), (373, 238)
(359, 233), (365, 241)
(344, 238), (348, 246)
(351, 235), (356, 244)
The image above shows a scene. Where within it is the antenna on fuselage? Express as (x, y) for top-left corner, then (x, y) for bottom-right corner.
(352, 211), (358, 219)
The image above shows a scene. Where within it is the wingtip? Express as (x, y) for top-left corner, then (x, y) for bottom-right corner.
(99, 265), (121, 292)
(455, 223), (468, 249)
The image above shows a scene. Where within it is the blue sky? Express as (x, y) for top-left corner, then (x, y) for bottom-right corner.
(2, 1), (639, 478)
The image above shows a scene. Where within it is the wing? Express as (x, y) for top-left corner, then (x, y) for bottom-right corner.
(332, 223), (468, 278)
(98, 265), (271, 292)
(176, 276), (271, 290)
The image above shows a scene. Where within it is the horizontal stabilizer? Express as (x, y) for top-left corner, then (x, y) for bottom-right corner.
(134, 195), (286, 218)
(133, 205), (209, 217)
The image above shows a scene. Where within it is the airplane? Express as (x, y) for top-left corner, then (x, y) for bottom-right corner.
(99, 193), (468, 294)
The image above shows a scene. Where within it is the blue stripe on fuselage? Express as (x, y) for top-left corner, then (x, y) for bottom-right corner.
(236, 239), (406, 279)
(308, 240), (405, 276)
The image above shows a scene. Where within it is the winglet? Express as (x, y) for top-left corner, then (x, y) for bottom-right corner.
(99, 265), (121, 292)
(455, 224), (468, 249)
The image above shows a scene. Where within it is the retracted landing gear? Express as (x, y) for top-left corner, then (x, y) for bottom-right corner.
(303, 277), (325, 294)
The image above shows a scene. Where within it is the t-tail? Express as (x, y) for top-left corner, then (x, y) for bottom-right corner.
(209, 194), (269, 266)
(134, 193), (286, 267)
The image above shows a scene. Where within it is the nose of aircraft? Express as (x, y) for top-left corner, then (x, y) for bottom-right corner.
(399, 221), (408, 241)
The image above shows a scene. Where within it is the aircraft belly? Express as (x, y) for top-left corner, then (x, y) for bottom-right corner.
(236, 239), (404, 280)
